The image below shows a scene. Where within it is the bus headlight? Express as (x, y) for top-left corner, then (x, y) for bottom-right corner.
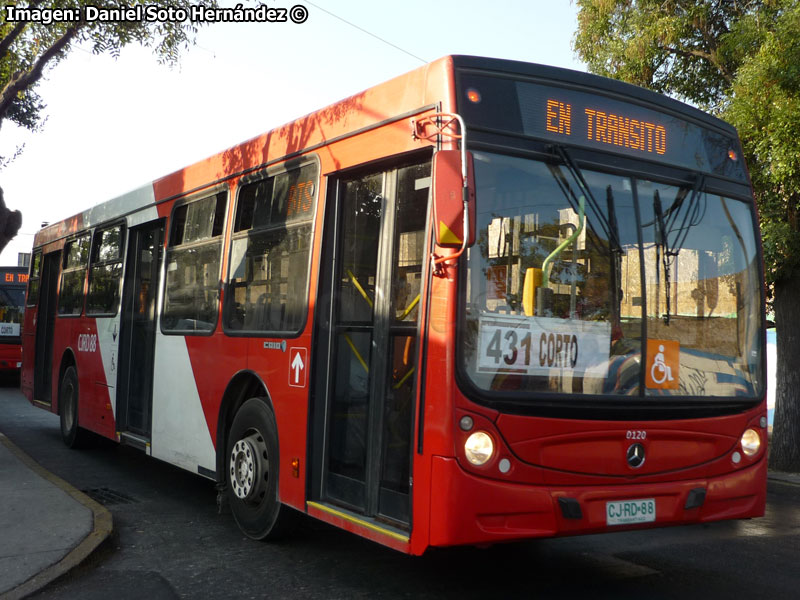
(741, 429), (761, 456)
(465, 431), (494, 466)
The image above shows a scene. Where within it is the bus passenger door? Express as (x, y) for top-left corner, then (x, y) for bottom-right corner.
(33, 251), (61, 404)
(116, 220), (164, 439)
(314, 159), (430, 527)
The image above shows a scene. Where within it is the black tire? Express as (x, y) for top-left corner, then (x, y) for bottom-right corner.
(226, 398), (295, 540)
(59, 366), (90, 449)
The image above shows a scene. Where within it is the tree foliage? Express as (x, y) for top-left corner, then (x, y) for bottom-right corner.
(576, 0), (739, 109)
(725, 4), (800, 285)
(0, 0), (218, 253)
(0, 0), (217, 137)
(574, 0), (800, 471)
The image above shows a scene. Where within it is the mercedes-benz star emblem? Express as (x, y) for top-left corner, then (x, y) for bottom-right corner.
(626, 443), (646, 468)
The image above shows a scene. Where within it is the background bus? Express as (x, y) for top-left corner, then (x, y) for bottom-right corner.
(22, 55), (766, 555)
(0, 266), (27, 375)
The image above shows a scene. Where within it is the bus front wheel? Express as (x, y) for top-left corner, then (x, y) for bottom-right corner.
(59, 366), (90, 448)
(226, 398), (294, 540)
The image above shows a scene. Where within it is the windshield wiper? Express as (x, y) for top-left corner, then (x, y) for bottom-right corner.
(665, 175), (705, 258)
(653, 174), (705, 325)
(537, 146), (625, 321)
(552, 145), (622, 253)
(653, 189), (672, 324)
(606, 185), (623, 326)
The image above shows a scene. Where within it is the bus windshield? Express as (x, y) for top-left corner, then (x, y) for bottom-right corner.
(0, 286), (24, 340)
(460, 151), (763, 399)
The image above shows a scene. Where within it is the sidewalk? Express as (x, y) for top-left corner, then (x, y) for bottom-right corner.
(0, 433), (112, 600)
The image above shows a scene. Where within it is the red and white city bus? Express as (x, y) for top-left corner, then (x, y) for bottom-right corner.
(22, 56), (767, 554)
(0, 266), (27, 373)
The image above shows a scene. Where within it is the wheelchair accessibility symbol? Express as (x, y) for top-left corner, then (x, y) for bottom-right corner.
(651, 345), (673, 384)
(646, 339), (679, 389)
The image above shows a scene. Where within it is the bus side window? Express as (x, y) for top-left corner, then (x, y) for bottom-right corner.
(162, 191), (227, 334)
(27, 251), (42, 307)
(57, 234), (91, 316)
(225, 161), (319, 335)
(87, 224), (125, 315)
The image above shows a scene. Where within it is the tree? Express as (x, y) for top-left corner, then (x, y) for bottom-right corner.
(0, 0), (218, 252)
(1, 0), (219, 136)
(0, 185), (21, 252)
(574, 0), (800, 470)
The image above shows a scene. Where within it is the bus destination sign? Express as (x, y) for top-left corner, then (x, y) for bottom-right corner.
(545, 99), (667, 157)
(516, 80), (735, 176)
(0, 270), (28, 284)
(457, 72), (747, 181)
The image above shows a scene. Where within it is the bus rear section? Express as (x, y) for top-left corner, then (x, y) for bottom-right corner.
(20, 56), (766, 555)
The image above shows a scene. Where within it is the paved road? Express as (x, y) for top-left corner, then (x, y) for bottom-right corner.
(2, 383), (799, 599)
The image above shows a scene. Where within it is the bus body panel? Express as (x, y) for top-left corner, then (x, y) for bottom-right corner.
(151, 334), (217, 474)
(49, 317), (111, 438)
(94, 316), (120, 419)
(75, 318), (116, 439)
(428, 453), (766, 548)
(241, 332), (314, 509)
(450, 403), (765, 485)
(126, 204), (160, 229)
(486, 408), (766, 483)
(0, 343), (21, 371)
(20, 318), (33, 395)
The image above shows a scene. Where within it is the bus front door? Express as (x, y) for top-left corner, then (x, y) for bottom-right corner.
(315, 159), (430, 527)
(116, 220), (164, 439)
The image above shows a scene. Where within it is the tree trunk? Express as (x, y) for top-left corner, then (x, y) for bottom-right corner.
(768, 272), (800, 472)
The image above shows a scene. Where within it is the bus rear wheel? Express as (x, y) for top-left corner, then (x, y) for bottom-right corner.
(226, 398), (295, 540)
(59, 366), (90, 449)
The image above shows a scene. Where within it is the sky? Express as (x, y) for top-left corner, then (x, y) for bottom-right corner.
(0, 0), (585, 265)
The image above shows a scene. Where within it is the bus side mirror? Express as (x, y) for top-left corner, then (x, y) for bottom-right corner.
(432, 150), (475, 248)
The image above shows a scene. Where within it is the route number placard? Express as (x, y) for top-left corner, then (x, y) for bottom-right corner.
(477, 313), (611, 376)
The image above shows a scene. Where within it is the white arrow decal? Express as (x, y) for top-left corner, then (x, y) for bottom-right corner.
(291, 351), (305, 384)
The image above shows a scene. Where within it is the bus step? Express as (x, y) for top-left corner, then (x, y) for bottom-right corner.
(118, 431), (151, 454)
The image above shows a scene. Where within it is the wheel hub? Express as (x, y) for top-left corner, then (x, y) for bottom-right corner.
(229, 433), (268, 501)
(63, 383), (75, 429)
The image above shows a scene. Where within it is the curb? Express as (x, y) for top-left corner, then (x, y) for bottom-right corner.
(0, 434), (113, 600)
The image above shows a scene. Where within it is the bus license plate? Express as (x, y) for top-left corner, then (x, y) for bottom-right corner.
(606, 498), (656, 526)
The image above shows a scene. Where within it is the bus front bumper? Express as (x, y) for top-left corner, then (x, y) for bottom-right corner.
(427, 455), (767, 548)
(0, 344), (22, 371)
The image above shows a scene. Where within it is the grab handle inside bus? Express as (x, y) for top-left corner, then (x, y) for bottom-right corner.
(532, 195), (585, 316)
